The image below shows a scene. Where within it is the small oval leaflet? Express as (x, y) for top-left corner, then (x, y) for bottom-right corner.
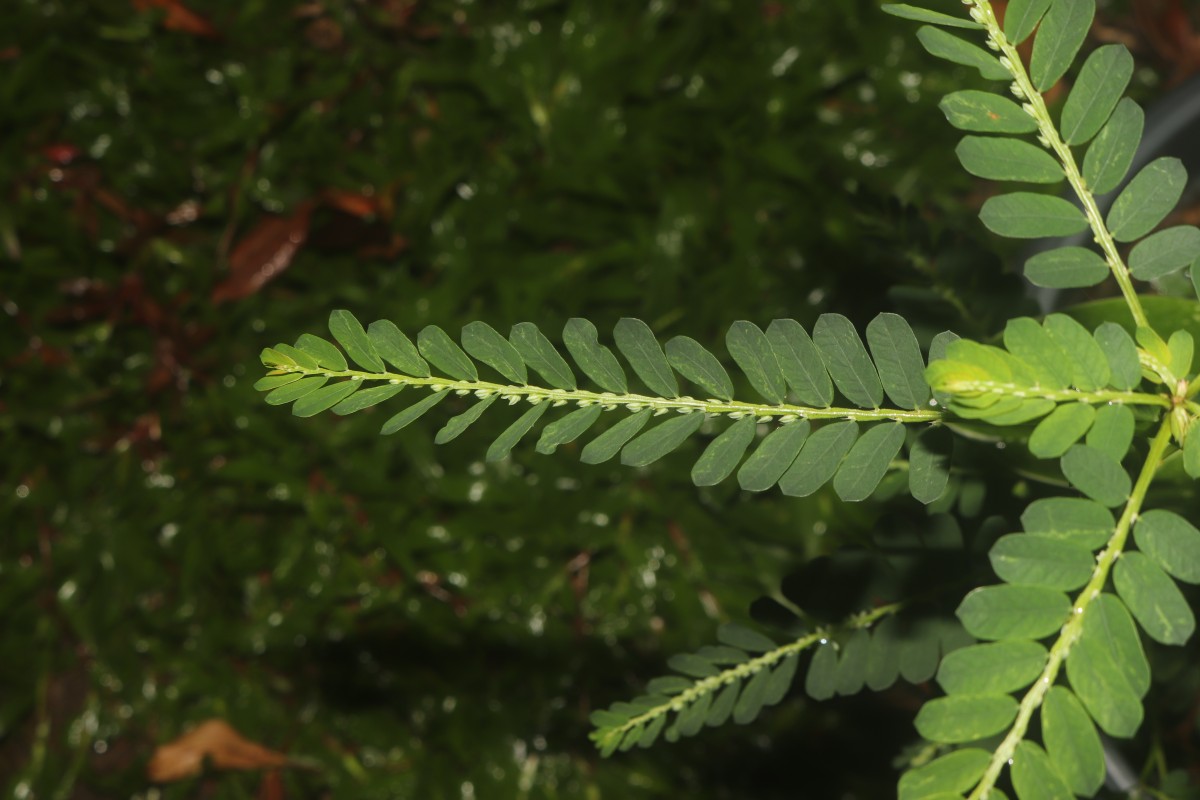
(913, 694), (1018, 744)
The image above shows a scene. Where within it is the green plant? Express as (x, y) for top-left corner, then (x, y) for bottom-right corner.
(255, 1), (1200, 797)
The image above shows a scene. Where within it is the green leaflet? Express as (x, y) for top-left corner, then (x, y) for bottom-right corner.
(909, 426), (952, 504)
(620, 412), (705, 467)
(899, 620), (942, 684)
(865, 616), (901, 692)
(461, 321), (527, 384)
(705, 680), (740, 728)
(253, 372), (302, 391)
(957, 584), (1070, 640)
(1061, 444), (1130, 507)
(295, 334), (346, 371)
(766, 318), (833, 407)
(1169, 329), (1194, 375)
(664, 336), (734, 401)
(762, 653), (799, 705)
(813, 314), (883, 408)
(260, 347), (298, 369)
(1083, 97), (1144, 195)
(1188, 424), (1200, 478)
(1084, 404), (1134, 461)
(691, 416), (756, 486)
(1060, 45), (1134, 145)
(1021, 497), (1115, 550)
(275, 343), (319, 370)
(265, 376), (328, 405)
(292, 380), (360, 418)
(332, 382), (405, 415)
(1193, 259), (1200, 299)
(898, 748), (990, 800)
(369, 320), (430, 377)
(562, 318), (627, 394)
(936, 640), (1047, 695)
(880, 4), (982, 29)
(381, 390), (449, 435)
(1029, 0), (1095, 91)
(614, 318), (678, 398)
(1011, 740), (1074, 800)
(486, 402), (550, 462)
(915, 26), (1010, 81)
(1135, 510), (1200, 583)
(727, 320), (787, 405)
(1113, 551), (1195, 645)
(737, 661), (776, 719)
(779, 421), (859, 497)
(980, 193), (1088, 239)
(1042, 687), (1106, 797)
(1003, 317), (1072, 389)
(1128, 225), (1200, 281)
(913, 694), (1018, 744)
(1092, 322), (1141, 390)
(434, 394), (499, 444)
(938, 90), (1039, 134)
(329, 309), (384, 372)
(1004, 0), (1053, 45)
(1028, 403), (1095, 459)
(535, 405), (602, 454)
(669, 653), (720, 678)
(716, 623), (776, 653)
(417, 326), (478, 381)
(1023, 247), (1109, 289)
(832, 422), (905, 502)
(510, 322), (576, 390)
(1066, 593), (1149, 738)
(833, 630), (869, 696)
(865, 313), (929, 410)
(988, 534), (1094, 590)
(580, 409), (653, 464)
(803, 642), (838, 702)
(955, 136), (1063, 183)
(1107, 157), (1188, 242)
(1043, 313), (1110, 391)
(737, 420), (810, 492)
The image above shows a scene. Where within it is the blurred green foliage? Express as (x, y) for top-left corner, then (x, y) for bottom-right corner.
(8, 0), (1178, 797)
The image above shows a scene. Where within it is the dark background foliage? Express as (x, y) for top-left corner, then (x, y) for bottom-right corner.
(3, 0), (1199, 797)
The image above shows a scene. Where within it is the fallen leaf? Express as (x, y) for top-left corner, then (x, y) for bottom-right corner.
(147, 719), (288, 782)
(132, 0), (218, 37)
(212, 202), (314, 304)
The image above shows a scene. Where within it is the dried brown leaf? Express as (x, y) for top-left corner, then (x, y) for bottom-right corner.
(147, 719), (287, 782)
(212, 202), (314, 304)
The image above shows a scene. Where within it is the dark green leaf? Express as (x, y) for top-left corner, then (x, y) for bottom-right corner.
(1107, 157), (1188, 242)
(1004, 0), (1053, 44)
(614, 318), (677, 397)
(980, 193), (1088, 238)
(938, 90), (1039, 133)
(1114, 551), (1195, 645)
(866, 312), (930, 409)
(833, 630), (869, 696)
(957, 584), (1071, 640)
(937, 640), (1047, 695)
(727, 320), (787, 405)
(1061, 45), (1134, 145)
(329, 309), (384, 372)
(813, 314), (883, 408)
(1093, 322), (1141, 390)
(1030, 0), (1095, 91)
(766, 319), (833, 406)
(717, 624), (776, 654)
(909, 426), (953, 504)
(865, 616), (901, 692)
(265, 376), (328, 406)
(669, 653), (720, 679)
(1024, 246), (1109, 289)
(1128, 225), (1200, 280)
(417, 326), (478, 381)
(292, 380), (359, 418)
(989, 534), (1094, 589)
(914, 694), (1018, 744)
(461, 321), (527, 384)
(691, 416), (756, 486)
(331, 382), (405, 415)
(705, 680), (741, 728)
(1043, 687), (1106, 797)
(1061, 444), (1130, 507)
(646, 676), (692, 696)
(434, 394), (499, 444)
(734, 666), (773, 723)
(955, 136), (1063, 183)
(1083, 97), (1144, 195)
(763, 653), (800, 705)
(535, 405), (603, 454)
(368, 320), (430, 376)
(778, 421), (859, 497)
(665, 336), (733, 400)
(620, 412), (705, 467)
(510, 322), (575, 390)
(381, 390), (449, 435)
(254, 373), (302, 391)
(580, 409), (653, 464)
(832, 421), (905, 502)
(1028, 403), (1095, 458)
(486, 402), (550, 462)
(916, 25), (1010, 80)
(562, 318), (627, 394)
(803, 643), (838, 702)
(737, 420), (811, 492)
(675, 693), (711, 737)
(881, 4), (981, 29)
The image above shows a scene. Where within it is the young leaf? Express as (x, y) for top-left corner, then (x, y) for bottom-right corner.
(813, 314), (883, 408)
(880, 4), (981, 29)
(915, 26), (1010, 81)
(938, 90), (1040, 134)
(1028, 403), (1095, 459)
(265, 376), (328, 406)
(1043, 313), (1110, 391)
(295, 334), (346, 371)
(434, 394), (499, 444)
(988, 534), (1094, 590)
(562, 318), (627, 394)
(613, 318), (678, 398)
(1106, 157), (1188, 242)
(1022, 497), (1114, 550)
(936, 640), (1048, 695)
(1029, 0), (1095, 91)
(535, 405), (603, 454)
(1084, 403), (1134, 461)
(461, 321), (527, 384)
(1083, 97), (1144, 195)
(737, 420), (810, 492)
(1092, 322), (1141, 390)
(1004, 0), (1053, 44)
(1042, 687), (1106, 797)
(1060, 45), (1134, 145)
(898, 748), (990, 800)
(417, 326), (479, 381)
(329, 310), (384, 372)
(956, 584), (1071, 640)
(766, 319), (833, 407)
(778, 421), (859, 497)
(510, 322), (576, 390)
(580, 409), (653, 464)
(727, 321), (787, 404)
(866, 313), (930, 409)
(1061, 444), (1130, 507)
(1128, 225), (1200, 281)
(1134, 510), (1200, 583)
(665, 336), (734, 400)
(913, 694), (1018, 744)
(1023, 247), (1109, 289)
(486, 402), (550, 462)
(1113, 551), (1195, 645)
(832, 422), (905, 502)
(979, 193), (1088, 239)
(1011, 741), (1074, 800)
(332, 383), (405, 415)
(620, 412), (705, 467)
(909, 426), (952, 504)
(276, 343), (320, 370)
(369, 320), (430, 377)
(260, 347), (298, 369)
(955, 137), (1063, 183)
(292, 380), (360, 418)
(691, 416), (756, 486)
(381, 390), (449, 435)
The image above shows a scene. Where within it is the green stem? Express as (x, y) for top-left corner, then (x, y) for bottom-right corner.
(968, 1), (1150, 330)
(967, 419), (1174, 799)
(938, 380), (1169, 409)
(275, 366), (945, 424)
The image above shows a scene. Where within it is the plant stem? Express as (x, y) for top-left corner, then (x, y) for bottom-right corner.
(939, 380), (1170, 409)
(967, 419), (1174, 799)
(968, 1), (1150, 330)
